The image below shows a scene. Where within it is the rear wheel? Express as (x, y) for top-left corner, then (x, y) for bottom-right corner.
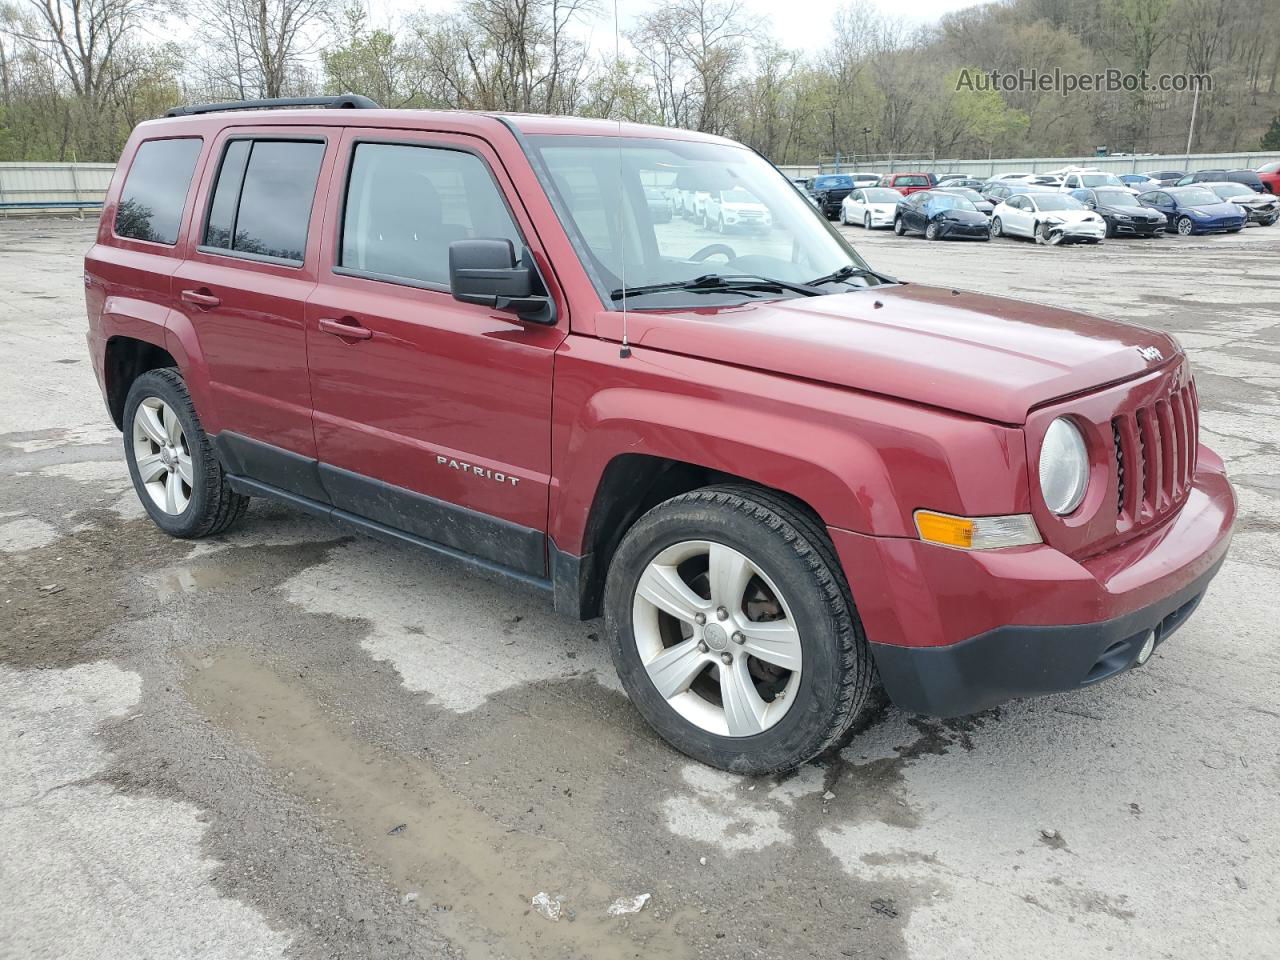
(603, 485), (873, 774)
(123, 369), (248, 539)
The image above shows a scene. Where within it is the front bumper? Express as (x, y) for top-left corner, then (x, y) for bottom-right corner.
(829, 451), (1235, 717)
(1110, 218), (1162, 236)
(939, 221), (989, 239)
(1049, 220), (1106, 240)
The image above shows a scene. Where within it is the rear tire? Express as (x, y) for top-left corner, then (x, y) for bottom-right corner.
(603, 485), (873, 774)
(123, 368), (249, 539)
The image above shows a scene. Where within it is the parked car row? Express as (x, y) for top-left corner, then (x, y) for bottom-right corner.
(656, 162), (1274, 246)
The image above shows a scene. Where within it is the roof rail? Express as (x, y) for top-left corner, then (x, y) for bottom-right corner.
(165, 93), (380, 118)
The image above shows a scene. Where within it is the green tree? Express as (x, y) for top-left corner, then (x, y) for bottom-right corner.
(950, 69), (1030, 157)
(1263, 115), (1280, 151)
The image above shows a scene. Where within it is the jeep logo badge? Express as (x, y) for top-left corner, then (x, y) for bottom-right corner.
(1137, 346), (1163, 363)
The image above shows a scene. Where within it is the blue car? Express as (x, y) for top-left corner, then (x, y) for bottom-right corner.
(1119, 173), (1159, 190)
(1136, 186), (1247, 235)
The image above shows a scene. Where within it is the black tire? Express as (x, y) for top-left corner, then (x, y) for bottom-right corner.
(1176, 216), (1194, 236)
(1104, 221), (1115, 239)
(863, 213), (872, 229)
(925, 222), (941, 241)
(123, 368), (249, 538)
(893, 216), (906, 236)
(990, 216), (1003, 238)
(603, 484), (874, 774)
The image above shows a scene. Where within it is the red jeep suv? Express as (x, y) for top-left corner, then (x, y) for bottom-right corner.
(86, 96), (1235, 773)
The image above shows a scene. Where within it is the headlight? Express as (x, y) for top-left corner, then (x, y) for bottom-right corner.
(1115, 214), (1132, 221)
(1039, 418), (1089, 515)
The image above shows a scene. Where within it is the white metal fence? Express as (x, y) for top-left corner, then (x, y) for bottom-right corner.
(2, 149), (1277, 215)
(0, 162), (115, 215)
(778, 151), (1280, 179)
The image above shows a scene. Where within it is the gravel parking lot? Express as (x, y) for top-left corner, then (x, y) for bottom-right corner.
(2, 217), (1277, 960)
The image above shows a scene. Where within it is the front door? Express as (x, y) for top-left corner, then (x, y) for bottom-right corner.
(304, 128), (567, 577)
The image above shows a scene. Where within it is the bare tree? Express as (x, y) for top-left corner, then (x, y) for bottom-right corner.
(193, 0), (335, 99)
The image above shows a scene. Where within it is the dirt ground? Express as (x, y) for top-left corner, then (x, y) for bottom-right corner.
(2, 216), (1277, 960)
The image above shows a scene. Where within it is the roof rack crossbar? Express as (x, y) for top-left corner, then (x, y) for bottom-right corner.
(166, 94), (380, 118)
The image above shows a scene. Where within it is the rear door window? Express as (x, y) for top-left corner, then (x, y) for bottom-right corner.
(203, 139), (326, 263)
(115, 138), (204, 245)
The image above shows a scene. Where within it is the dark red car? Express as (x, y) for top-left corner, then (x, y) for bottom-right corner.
(85, 97), (1235, 773)
(878, 172), (932, 195)
(1257, 160), (1280, 195)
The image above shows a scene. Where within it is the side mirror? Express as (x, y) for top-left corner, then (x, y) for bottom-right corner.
(449, 239), (552, 321)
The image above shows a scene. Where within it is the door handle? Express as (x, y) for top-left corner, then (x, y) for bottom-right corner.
(181, 288), (221, 309)
(318, 317), (373, 341)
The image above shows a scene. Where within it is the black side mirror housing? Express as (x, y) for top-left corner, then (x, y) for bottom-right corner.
(449, 239), (553, 322)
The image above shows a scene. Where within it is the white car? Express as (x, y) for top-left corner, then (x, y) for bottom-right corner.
(1059, 170), (1138, 194)
(989, 192), (1107, 244)
(839, 187), (903, 228)
(704, 187), (772, 232)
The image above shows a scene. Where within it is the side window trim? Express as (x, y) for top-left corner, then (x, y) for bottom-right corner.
(196, 134), (328, 269)
(332, 136), (530, 295)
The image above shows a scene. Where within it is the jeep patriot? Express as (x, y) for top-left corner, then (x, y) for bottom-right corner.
(85, 96), (1236, 773)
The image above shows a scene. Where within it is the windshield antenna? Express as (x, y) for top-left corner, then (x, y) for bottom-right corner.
(614, 0), (630, 359)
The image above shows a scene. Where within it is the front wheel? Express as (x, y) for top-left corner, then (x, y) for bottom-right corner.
(1176, 216), (1194, 235)
(603, 486), (873, 774)
(925, 222), (941, 241)
(123, 368), (248, 538)
(990, 217), (1003, 238)
(863, 213), (872, 229)
(893, 217), (906, 236)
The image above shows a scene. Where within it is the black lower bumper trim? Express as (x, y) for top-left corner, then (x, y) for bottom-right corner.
(870, 555), (1226, 718)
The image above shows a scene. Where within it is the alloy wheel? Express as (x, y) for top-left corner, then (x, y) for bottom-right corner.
(132, 396), (193, 515)
(632, 539), (801, 737)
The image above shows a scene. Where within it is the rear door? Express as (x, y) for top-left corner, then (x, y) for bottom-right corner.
(304, 127), (567, 577)
(173, 129), (336, 476)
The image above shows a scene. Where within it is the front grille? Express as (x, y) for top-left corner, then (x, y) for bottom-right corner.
(1111, 380), (1199, 523)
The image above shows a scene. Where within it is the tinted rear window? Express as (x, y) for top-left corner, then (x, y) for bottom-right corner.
(203, 139), (325, 263)
(114, 138), (203, 245)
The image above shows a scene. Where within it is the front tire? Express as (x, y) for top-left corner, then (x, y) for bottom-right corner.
(990, 217), (1003, 238)
(1176, 216), (1194, 235)
(863, 213), (872, 229)
(893, 216), (906, 236)
(123, 369), (248, 539)
(603, 485), (873, 774)
(925, 222), (941, 241)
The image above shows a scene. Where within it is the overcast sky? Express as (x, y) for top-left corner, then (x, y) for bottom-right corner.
(365, 0), (987, 55)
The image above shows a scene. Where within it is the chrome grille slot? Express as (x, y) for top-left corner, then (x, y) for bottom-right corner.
(1113, 379), (1199, 530)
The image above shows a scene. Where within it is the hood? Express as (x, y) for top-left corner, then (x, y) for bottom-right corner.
(937, 208), (988, 223)
(597, 284), (1179, 424)
(1044, 210), (1101, 223)
(1099, 202), (1161, 217)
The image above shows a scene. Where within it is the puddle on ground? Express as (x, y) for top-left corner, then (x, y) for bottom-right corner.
(156, 565), (245, 599)
(182, 648), (700, 960)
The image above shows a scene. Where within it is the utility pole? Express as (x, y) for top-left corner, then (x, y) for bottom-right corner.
(862, 127), (871, 168)
(1184, 83), (1200, 159)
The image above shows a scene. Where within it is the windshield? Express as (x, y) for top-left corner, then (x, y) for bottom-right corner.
(1081, 174), (1123, 187)
(1033, 195), (1085, 211)
(1210, 184), (1250, 199)
(527, 135), (876, 307)
(895, 175), (929, 186)
(1175, 188), (1221, 205)
(814, 176), (853, 189)
(929, 194), (977, 211)
(1094, 190), (1137, 206)
(863, 188), (902, 202)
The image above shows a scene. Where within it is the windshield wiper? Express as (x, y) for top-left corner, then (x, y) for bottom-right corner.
(609, 273), (821, 301)
(805, 264), (892, 287)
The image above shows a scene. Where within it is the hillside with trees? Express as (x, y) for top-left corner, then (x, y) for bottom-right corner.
(2, 0), (1277, 164)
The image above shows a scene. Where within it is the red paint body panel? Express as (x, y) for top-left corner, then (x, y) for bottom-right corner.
(85, 107), (1235, 669)
(830, 448), (1233, 648)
